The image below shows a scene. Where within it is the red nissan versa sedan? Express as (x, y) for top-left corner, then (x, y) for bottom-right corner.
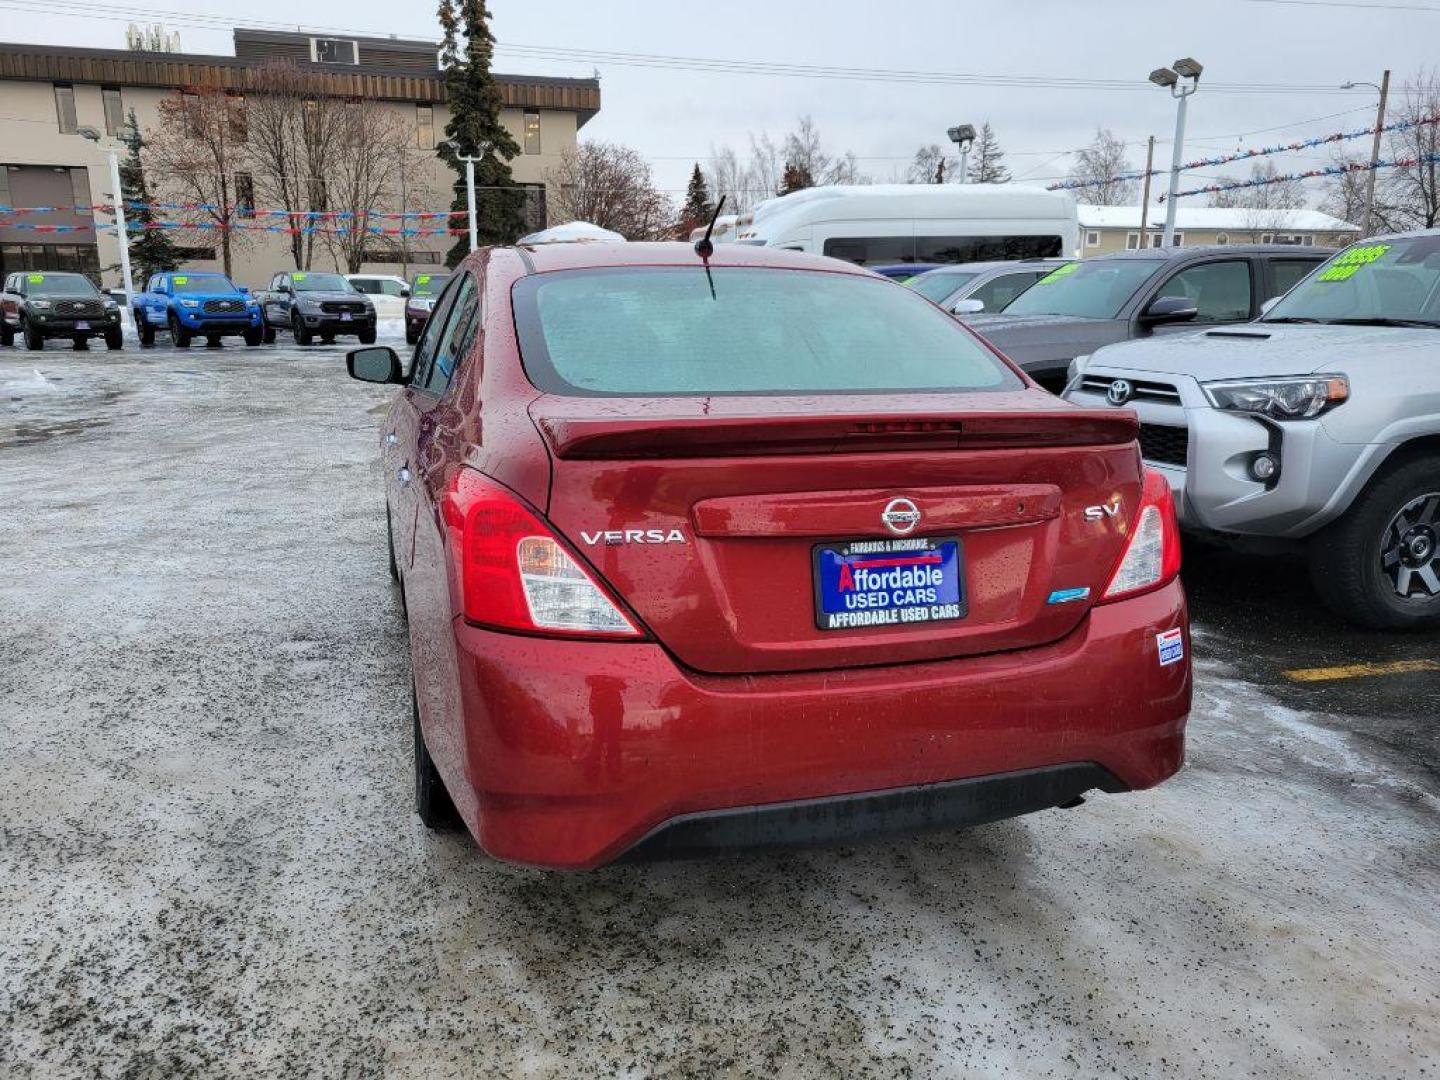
(346, 241), (1190, 870)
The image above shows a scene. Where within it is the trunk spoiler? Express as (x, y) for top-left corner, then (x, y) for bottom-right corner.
(536, 410), (1139, 460)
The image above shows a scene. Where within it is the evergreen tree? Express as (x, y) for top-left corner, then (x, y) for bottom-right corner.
(117, 108), (179, 282)
(971, 122), (1010, 184)
(437, 0), (525, 265)
(778, 161), (814, 196)
(677, 163), (715, 237)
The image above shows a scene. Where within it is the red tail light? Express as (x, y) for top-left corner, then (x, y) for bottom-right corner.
(441, 471), (644, 639)
(1099, 468), (1182, 603)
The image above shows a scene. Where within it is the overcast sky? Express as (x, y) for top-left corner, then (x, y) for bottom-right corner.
(8, 0), (1435, 202)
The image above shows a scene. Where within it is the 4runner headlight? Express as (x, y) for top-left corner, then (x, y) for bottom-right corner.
(180, 299), (200, 308)
(1203, 375), (1349, 421)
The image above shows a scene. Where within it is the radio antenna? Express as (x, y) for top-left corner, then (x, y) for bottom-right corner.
(693, 195), (727, 259)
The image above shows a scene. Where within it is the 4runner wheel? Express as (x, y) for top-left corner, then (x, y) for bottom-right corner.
(22, 318), (43, 351)
(1310, 456), (1440, 630)
(169, 314), (192, 348)
(413, 676), (459, 830)
(293, 316), (312, 346)
(136, 311), (155, 347)
(105, 328), (123, 350)
(261, 321), (276, 345)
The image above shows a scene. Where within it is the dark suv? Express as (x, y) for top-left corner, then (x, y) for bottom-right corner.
(1, 271), (123, 351)
(961, 245), (1332, 390)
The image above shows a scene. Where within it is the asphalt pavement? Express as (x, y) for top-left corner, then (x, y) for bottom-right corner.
(1, 338), (1435, 1079)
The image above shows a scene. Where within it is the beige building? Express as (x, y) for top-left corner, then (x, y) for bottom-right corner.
(1077, 204), (1360, 258)
(0, 30), (600, 288)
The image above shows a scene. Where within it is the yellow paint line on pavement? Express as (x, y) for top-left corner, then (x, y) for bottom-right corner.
(1282, 659), (1440, 683)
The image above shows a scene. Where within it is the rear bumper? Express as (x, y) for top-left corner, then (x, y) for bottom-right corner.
(437, 579), (1191, 869)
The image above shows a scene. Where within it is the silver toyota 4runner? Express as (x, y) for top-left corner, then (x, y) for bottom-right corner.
(1064, 229), (1440, 630)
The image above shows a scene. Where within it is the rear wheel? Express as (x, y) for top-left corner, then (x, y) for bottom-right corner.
(136, 311), (155, 347)
(169, 314), (191, 348)
(1310, 456), (1440, 630)
(105, 327), (123, 350)
(22, 318), (43, 351)
(261, 321), (276, 344)
(0, 319), (13, 346)
(244, 327), (263, 347)
(413, 676), (459, 830)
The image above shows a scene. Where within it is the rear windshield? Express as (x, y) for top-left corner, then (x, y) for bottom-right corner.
(1003, 259), (1161, 319)
(513, 266), (1023, 397)
(171, 274), (234, 294)
(908, 272), (977, 303)
(25, 274), (97, 297)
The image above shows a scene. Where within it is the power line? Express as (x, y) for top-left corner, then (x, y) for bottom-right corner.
(1246, 0), (1440, 11)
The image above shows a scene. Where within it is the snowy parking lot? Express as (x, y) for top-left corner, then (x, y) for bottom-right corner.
(1, 338), (1436, 1078)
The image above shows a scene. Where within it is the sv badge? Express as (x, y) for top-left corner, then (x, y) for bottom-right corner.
(1084, 499), (1122, 522)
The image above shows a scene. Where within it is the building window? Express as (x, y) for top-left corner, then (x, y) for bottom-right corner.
(228, 93), (247, 142)
(235, 172), (254, 218)
(54, 84), (77, 134)
(523, 110), (541, 155)
(1302, 235), (1314, 246)
(172, 246), (218, 261)
(102, 87), (125, 137)
(361, 248), (444, 265)
(1084, 230), (1100, 247)
(68, 167), (92, 210)
(0, 243), (102, 284)
(416, 104), (434, 149)
(1125, 232), (1140, 251)
(312, 38), (358, 64)
(0, 167), (12, 208)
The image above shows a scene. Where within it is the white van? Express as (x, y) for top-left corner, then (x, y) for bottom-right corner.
(687, 214), (741, 245)
(732, 184), (1079, 266)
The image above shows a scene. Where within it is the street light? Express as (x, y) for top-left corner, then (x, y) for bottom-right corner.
(446, 139), (493, 253)
(1151, 57), (1202, 249)
(947, 124), (977, 185)
(1341, 72), (1391, 237)
(77, 125), (134, 303)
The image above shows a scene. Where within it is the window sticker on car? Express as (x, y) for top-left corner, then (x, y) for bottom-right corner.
(416, 275), (431, 285)
(1157, 628), (1185, 666)
(1037, 263), (1079, 285)
(28, 274), (44, 283)
(293, 273), (308, 282)
(173, 276), (188, 285)
(1317, 244), (1389, 283)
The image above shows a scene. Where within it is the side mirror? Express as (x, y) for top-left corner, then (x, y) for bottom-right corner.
(1259, 297), (1281, 317)
(1140, 295), (1199, 325)
(237, 285), (250, 296)
(347, 346), (403, 384)
(400, 287), (411, 298)
(277, 283), (292, 295)
(950, 298), (985, 315)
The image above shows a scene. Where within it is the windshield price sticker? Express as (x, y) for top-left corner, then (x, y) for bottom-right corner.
(293, 273), (307, 282)
(27, 273), (44, 283)
(416, 274), (431, 285)
(1038, 263), (1080, 285)
(1318, 243), (1389, 283)
(173, 276), (188, 285)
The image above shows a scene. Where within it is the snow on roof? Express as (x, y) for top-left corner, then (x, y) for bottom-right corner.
(1078, 205), (1359, 233)
(518, 221), (626, 244)
(749, 183), (1076, 227)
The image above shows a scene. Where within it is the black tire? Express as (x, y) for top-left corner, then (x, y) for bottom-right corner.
(244, 327), (263, 347)
(293, 314), (312, 347)
(23, 318), (44, 351)
(206, 335), (222, 348)
(1310, 455), (1440, 630)
(405, 325), (419, 346)
(359, 327), (377, 346)
(169, 314), (191, 348)
(105, 328), (123, 351)
(72, 336), (88, 351)
(387, 504), (400, 583)
(320, 333), (335, 345)
(0, 320), (13, 347)
(261, 321), (276, 345)
(413, 677), (459, 830)
(136, 311), (155, 347)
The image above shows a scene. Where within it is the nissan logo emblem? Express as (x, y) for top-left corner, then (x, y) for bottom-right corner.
(1106, 378), (1135, 406)
(881, 498), (922, 536)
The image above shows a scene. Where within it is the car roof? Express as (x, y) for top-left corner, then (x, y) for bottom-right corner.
(509, 240), (876, 276)
(1090, 244), (1335, 262)
(913, 258), (1071, 277)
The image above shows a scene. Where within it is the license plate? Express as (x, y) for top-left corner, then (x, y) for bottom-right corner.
(340, 313), (352, 322)
(813, 536), (965, 631)
(74, 320), (90, 330)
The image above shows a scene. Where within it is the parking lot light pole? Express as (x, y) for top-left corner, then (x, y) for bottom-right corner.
(447, 140), (493, 254)
(1150, 58), (1203, 250)
(947, 124), (977, 184)
(77, 126), (134, 302)
(1342, 72), (1390, 237)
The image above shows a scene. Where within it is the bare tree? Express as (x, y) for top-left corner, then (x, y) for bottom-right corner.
(706, 117), (870, 211)
(1066, 128), (1136, 206)
(147, 88), (249, 277)
(908, 144), (951, 184)
(546, 141), (673, 240)
(321, 103), (422, 273)
(1383, 69), (1440, 230)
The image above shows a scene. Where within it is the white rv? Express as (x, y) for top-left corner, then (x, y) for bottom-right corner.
(732, 184), (1079, 266)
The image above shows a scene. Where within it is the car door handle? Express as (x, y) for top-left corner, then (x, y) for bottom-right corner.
(397, 467), (411, 487)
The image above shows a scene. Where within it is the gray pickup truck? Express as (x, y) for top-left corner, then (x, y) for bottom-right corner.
(1064, 230), (1440, 629)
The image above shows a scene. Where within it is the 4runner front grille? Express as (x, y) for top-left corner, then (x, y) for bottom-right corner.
(1079, 375), (1182, 403)
(1138, 424), (1190, 467)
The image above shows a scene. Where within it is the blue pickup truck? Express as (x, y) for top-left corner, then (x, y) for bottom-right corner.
(132, 271), (264, 348)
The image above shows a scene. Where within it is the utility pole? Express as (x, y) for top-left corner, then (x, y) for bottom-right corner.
(447, 140), (492, 254)
(1362, 70), (1390, 237)
(107, 148), (135, 301)
(1137, 135), (1156, 251)
(1150, 59), (1203, 250)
